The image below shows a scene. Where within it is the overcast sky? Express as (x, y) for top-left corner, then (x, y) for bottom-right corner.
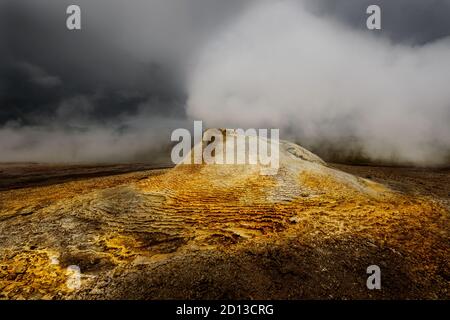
(1, 0), (450, 164)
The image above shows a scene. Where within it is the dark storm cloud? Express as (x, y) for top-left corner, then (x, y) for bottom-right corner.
(1, 0), (450, 164)
(0, 0), (187, 124)
(0, 0), (252, 162)
(2, 0), (450, 125)
(304, 0), (450, 44)
(2, 0), (449, 125)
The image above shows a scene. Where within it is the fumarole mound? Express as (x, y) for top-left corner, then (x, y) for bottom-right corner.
(0, 135), (448, 299)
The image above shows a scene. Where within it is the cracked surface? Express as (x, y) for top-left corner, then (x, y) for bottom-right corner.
(0, 142), (449, 299)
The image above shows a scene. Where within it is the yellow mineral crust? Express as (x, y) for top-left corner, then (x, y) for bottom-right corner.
(0, 139), (448, 299)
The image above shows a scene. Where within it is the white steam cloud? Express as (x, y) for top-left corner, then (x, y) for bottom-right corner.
(0, 115), (185, 164)
(187, 0), (450, 165)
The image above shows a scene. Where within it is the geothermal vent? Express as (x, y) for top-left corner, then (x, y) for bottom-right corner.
(1, 130), (448, 299)
(164, 128), (388, 204)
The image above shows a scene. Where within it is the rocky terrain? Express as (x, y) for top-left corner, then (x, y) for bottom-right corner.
(0, 139), (449, 299)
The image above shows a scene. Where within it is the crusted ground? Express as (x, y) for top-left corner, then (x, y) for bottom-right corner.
(0, 143), (449, 299)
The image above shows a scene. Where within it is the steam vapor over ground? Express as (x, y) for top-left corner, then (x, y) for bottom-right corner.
(187, 0), (450, 165)
(0, 0), (449, 165)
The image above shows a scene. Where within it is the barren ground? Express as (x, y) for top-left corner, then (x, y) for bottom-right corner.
(0, 161), (449, 300)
